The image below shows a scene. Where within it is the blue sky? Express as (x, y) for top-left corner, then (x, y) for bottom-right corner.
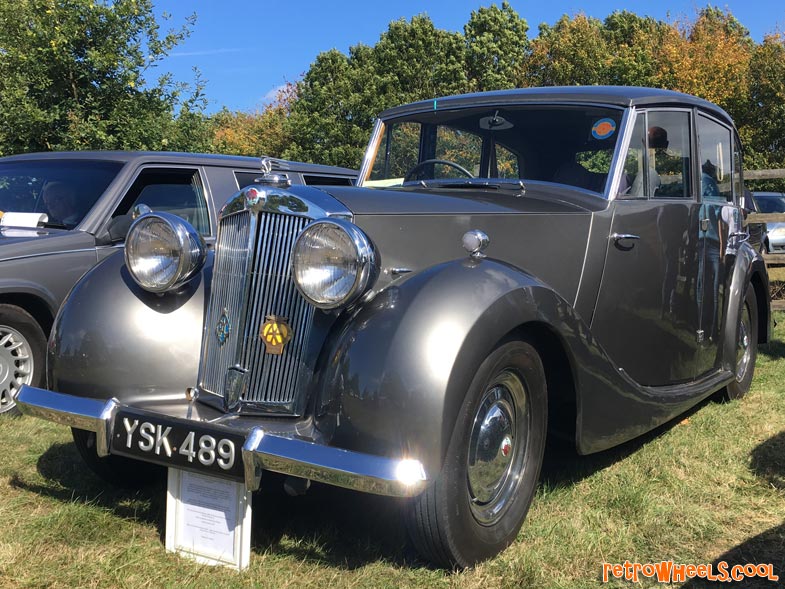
(152, 1), (784, 114)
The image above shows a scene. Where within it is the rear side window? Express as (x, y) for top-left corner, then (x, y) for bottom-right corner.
(114, 168), (210, 236)
(697, 114), (733, 202)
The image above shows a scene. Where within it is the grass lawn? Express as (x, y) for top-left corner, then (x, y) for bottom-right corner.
(2, 314), (785, 588)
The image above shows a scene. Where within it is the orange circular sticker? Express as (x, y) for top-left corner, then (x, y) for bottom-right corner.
(592, 118), (616, 140)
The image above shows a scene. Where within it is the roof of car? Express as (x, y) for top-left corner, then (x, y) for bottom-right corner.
(380, 86), (733, 126)
(0, 151), (357, 177)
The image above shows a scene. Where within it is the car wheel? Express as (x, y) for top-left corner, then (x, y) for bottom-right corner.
(405, 340), (547, 568)
(72, 428), (163, 488)
(723, 285), (758, 400)
(0, 304), (46, 417)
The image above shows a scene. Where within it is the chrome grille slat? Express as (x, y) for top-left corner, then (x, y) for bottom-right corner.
(199, 211), (253, 395)
(198, 208), (314, 415)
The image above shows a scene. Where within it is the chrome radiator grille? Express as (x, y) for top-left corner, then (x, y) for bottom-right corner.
(198, 209), (314, 414)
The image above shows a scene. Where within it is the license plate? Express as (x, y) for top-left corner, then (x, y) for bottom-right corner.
(111, 409), (246, 481)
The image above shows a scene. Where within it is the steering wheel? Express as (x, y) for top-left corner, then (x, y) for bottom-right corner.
(403, 159), (474, 183)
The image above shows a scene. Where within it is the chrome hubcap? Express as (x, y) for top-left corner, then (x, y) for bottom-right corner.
(467, 370), (528, 526)
(0, 325), (34, 413)
(735, 303), (752, 382)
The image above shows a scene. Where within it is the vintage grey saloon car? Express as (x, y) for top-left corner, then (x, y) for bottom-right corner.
(18, 87), (770, 568)
(0, 151), (355, 415)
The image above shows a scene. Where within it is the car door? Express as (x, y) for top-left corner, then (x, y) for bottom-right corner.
(694, 114), (744, 376)
(96, 165), (211, 261)
(592, 109), (702, 386)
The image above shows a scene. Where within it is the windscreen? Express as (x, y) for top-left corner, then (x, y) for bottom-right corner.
(365, 105), (624, 196)
(0, 159), (123, 228)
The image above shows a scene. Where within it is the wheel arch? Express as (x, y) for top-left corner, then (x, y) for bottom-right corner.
(322, 257), (586, 477)
(0, 292), (55, 336)
(749, 266), (770, 345)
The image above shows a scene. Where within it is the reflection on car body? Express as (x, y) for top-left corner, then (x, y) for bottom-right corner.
(17, 87), (770, 568)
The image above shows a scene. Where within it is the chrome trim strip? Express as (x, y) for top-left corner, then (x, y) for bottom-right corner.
(357, 118), (385, 186)
(17, 385), (428, 497)
(607, 106), (636, 201)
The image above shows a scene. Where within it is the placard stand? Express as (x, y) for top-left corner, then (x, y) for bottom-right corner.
(165, 468), (252, 570)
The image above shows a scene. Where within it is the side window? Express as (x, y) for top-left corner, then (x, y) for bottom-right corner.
(646, 111), (692, 198)
(114, 168), (210, 236)
(697, 114), (732, 202)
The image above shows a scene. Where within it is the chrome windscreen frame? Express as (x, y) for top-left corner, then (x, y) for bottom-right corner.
(356, 118), (385, 187)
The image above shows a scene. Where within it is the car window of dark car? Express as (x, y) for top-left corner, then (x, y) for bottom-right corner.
(113, 168), (210, 236)
(697, 114), (733, 202)
(0, 160), (122, 228)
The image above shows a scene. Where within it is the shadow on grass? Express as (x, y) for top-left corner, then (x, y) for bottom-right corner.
(759, 338), (785, 361)
(676, 430), (785, 587)
(13, 440), (417, 569)
(750, 430), (785, 490)
(250, 474), (416, 569)
(9, 441), (166, 526)
(680, 524), (785, 588)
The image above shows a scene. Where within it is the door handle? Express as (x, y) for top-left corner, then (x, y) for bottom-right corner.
(611, 233), (640, 251)
(611, 233), (640, 243)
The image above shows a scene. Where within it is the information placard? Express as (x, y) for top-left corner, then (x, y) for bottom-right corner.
(165, 468), (252, 570)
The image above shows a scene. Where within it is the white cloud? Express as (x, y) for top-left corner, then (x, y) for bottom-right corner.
(262, 84), (288, 103)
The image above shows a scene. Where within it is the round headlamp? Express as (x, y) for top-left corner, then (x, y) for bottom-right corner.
(292, 219), (376, 309)
(125, 212), (207, 293)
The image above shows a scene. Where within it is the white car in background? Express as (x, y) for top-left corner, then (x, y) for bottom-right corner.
(753, 192), (785, 253)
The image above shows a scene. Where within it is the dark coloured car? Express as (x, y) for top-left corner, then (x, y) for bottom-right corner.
(751, 192), (785, 253)
(18, 87), (770, 567)
(0, 152), (355, 415)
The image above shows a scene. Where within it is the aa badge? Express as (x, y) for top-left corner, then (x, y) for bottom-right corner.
(260, 315), (292, 355)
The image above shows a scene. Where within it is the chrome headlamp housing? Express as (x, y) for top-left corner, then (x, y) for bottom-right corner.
(125, 212), (207, 293)
(292, 218), (377, 309)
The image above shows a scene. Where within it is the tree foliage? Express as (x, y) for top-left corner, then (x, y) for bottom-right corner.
(0, 0), (210, 155)
(210, 83), (295, 158)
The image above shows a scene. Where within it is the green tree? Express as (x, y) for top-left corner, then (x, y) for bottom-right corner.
(284, 15), (469, 168)
(0, 0), (210, 155)
(210, 83), (296, 158)
(525, 14), (608, 86)
(464, 2), (529, 91)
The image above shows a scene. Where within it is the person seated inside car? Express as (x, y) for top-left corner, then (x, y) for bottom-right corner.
(41, 181), (81, 228)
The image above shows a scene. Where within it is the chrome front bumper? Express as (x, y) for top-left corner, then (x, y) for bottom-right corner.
(16, 385), (427, 497)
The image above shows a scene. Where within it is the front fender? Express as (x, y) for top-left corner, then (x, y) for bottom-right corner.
(315, 257), (581, 477)
(49, 250), (211, 403)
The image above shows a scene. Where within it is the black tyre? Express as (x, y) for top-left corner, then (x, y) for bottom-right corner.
(72, 428), (163, 488)
(405, 341), (547, 568)
(724, 285), (758, 401)
(0, 304), (46, 417)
